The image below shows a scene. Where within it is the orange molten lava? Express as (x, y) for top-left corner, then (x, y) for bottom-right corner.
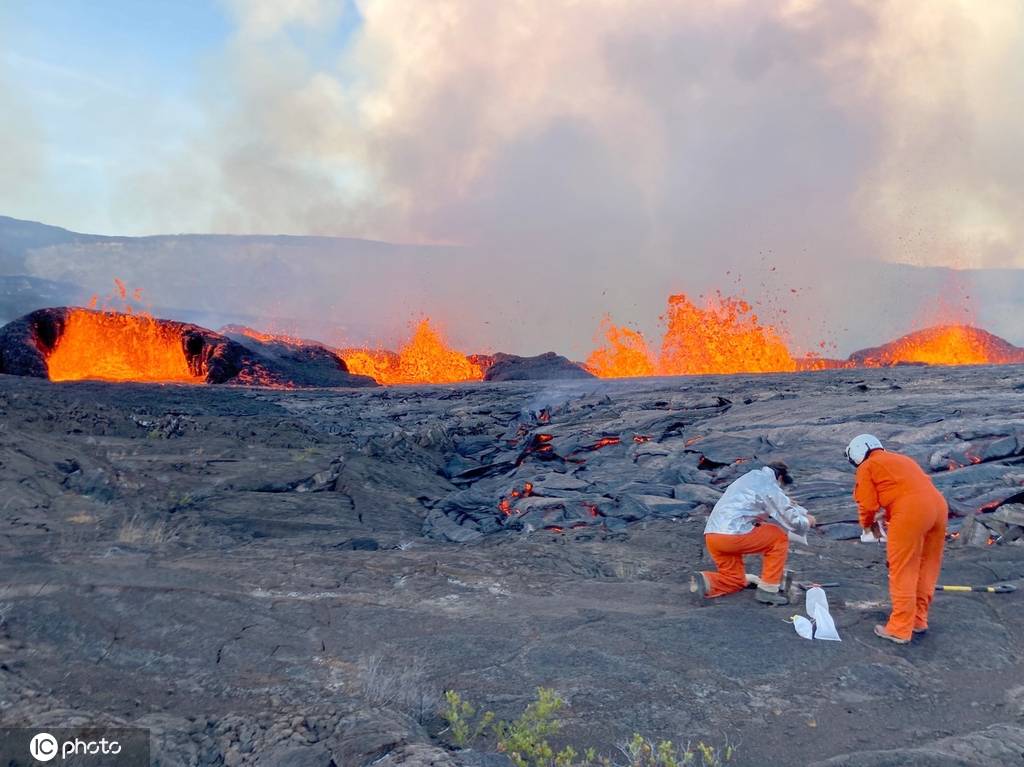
(236, 327), (306, 347)
(343, 319), (483, 385)
(587, 292), (795, 377)
(47, 310), (201, 383)
(859, 326), (1022, 367)
(659, 293), (795, 375)
(585, 318), (655, 378)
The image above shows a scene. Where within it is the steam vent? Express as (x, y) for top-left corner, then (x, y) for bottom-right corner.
(0, 308), (377, 388)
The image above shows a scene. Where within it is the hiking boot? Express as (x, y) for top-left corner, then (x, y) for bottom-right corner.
(689, 572), (711, 601)
(912, 626), (928, 635)
(755, 587), (789, 606)
(874, 624), (910, 644)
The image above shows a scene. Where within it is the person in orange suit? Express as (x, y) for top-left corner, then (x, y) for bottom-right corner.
(846, 434), (949, 644)
(692, 461), (815, 606)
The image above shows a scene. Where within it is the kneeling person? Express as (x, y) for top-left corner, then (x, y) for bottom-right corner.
(693, 462), (815, 605)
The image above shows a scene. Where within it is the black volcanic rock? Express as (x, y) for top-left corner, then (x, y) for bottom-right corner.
(482, 351), (595, 381)
(0, 308), (377, 387)
(220, 325), (377, 388)
(0, 307), (249, 383)
(0, 309), (55, 378)
(1, 367), (1024, 766)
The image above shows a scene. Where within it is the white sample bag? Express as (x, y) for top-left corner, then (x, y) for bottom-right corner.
(789, 586), (841, 641)
(791, 615), (814, 639)
(806, 586), (841, 641)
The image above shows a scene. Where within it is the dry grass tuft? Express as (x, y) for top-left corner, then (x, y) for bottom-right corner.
(117, 514), (172, 545)
(356, 653), (439, 722)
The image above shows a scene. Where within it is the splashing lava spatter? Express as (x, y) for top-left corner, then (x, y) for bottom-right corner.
(343, 319), (483, 385)
(587, 292), (796, 377)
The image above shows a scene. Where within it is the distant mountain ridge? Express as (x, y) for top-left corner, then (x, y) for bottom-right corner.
(2, 215), (1023, 357)
(0, 215), (468, 343)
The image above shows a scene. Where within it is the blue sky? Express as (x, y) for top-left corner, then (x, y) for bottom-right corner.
(4, 1), (229, 99)
(1, 0), (362, 234)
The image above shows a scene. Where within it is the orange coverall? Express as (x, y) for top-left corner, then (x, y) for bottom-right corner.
(705, 525), (788, 597)
(854, 451), (948, 640)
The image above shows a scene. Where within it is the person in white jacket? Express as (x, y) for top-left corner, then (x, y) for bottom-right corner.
(691, 462), (815, 606)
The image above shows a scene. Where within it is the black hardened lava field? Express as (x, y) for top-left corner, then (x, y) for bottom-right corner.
(2, 365), (1022, 766)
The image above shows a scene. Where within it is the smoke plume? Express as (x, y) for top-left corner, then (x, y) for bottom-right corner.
(10, 1), (1024, 356)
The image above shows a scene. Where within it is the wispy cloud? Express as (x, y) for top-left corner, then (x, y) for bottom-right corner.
(5, 50), (133, 98)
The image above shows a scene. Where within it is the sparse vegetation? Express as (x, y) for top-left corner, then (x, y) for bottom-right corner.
(494, 687), (573, 767)
(117, 514), (172, 545)
(166, 491), (195, 512)
(618, 733), (735, 767)
(440, 688), (735, 767)
(442, 690), (494, 748)
(356, 653), (440, 723)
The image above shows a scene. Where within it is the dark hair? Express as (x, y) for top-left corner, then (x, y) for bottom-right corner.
(767, 461), (793, 486)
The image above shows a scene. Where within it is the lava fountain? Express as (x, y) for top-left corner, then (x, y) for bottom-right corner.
(46, 309), (203, 383)
(587, 292), (796, 377)
(343, 319), (483, 385)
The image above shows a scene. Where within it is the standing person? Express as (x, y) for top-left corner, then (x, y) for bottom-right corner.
(692, 462), (815, 606)
(845, 434), (948, 645)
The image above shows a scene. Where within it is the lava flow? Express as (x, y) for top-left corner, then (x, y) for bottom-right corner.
(46, 310), (201, 384)
(854, 325), (1024, 367)
(587, 291), (1024, 378)
(343, 319), (482, 385)
(587, 292), (796, 378)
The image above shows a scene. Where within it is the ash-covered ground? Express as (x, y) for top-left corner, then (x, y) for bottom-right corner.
(1, 367), (1023, 766)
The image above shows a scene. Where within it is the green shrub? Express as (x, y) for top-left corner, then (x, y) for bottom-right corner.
(620, 733), (735, 767)
(442, 689), (494, 748)
(442, 688), (734, 767)
(494, 687), (574, 767)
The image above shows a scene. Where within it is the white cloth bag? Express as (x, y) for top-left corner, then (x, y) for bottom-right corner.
(790, 586), (841, 641)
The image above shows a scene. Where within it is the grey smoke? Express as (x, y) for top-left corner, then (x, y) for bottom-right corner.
(4, 1), (1024, 357)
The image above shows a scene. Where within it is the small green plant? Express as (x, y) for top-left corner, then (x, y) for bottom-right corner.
(440, 689), (734, 767)
(621, 734), (734, 767)
(442, 689), (494, 748)
(495, 687), (577, 767)
(166, 491), (195, 512)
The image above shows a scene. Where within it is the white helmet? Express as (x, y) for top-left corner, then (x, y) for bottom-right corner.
(845, 434), (883, 466)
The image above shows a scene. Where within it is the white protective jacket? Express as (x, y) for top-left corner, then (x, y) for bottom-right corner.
(704, 467), (811, 536)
